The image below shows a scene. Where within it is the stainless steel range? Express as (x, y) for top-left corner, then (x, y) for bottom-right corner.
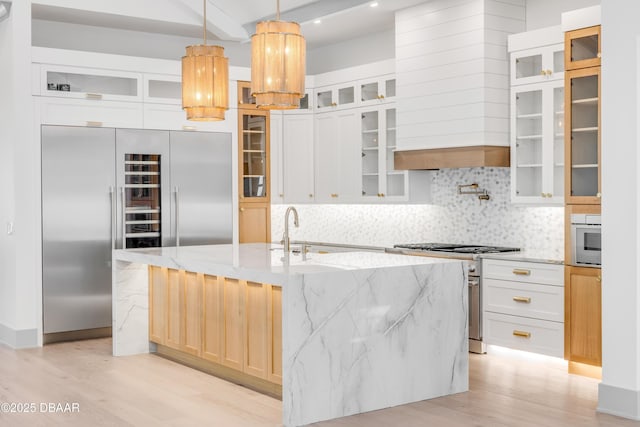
(393, 243), (520, 354)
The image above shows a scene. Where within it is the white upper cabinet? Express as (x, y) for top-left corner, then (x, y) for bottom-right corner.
(314, 82), (357, 111)
(41, 64), (143, 102)
(510, 81), (564, 204)
(359, 76), (396, 106)
(143, 73), (182, 105)
(360, 106), (408, 202)
(314, 110), (360, 203)
(283, 114), (315, 203)
(509, 26), (565, 205)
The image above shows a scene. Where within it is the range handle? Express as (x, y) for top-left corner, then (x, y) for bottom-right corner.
(174, 186), (180, 247)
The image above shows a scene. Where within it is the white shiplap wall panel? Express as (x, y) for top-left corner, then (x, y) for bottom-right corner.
(396, 0), (525, 151)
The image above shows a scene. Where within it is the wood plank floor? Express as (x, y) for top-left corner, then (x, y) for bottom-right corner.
(0, 339), (638, 427)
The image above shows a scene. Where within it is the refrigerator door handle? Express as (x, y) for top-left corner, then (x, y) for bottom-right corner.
(121, 187), (127, 249)
(110, 186), (116, 251)
(174, 186), (180, 247)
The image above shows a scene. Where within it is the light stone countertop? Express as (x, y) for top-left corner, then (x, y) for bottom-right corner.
(113, 242), (465, 285)
(478, 251), (564, 265)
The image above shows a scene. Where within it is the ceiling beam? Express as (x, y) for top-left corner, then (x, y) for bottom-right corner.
(177, 0), (248, 42)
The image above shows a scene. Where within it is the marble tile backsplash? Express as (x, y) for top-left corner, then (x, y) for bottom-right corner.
(272, 168), (564, 259)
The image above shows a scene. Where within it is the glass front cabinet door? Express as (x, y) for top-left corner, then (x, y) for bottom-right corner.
(511, 80), (564, 204)
(565, 26), (601, 71)
(565, 66), (600, 204)
(239, 110), (270, 202)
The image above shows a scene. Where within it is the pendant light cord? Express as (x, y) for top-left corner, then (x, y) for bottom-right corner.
(276, 0), (280, 20)
(203, 0), (207, 45)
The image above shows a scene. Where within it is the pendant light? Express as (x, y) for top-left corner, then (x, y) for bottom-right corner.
(251, 0), (306, 109)
(182, 0), (229, 121)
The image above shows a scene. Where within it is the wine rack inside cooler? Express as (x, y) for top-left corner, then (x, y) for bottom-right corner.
(123, 153), (161, 248)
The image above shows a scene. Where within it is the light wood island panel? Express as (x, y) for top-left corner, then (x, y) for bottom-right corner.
(148, 266), (283, 397)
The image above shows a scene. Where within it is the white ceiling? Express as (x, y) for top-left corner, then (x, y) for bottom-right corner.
(31, 0), (427, 49)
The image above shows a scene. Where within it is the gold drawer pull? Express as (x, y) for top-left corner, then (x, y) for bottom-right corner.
(513, 330), (531, 338)
(512, 296), (531, 303)
(330, 193), (338, 198)
(86, 93), (103, 100)
(86, 121), (103, 127)
(512, 269), (531, 276)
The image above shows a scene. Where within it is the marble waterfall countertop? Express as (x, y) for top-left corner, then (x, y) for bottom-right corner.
(113, 243), (469, 426)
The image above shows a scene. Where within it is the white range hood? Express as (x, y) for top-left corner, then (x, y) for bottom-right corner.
(394, 0), (526, 169)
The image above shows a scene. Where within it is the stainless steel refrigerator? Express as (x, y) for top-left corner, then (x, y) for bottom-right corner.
(41, 125), (232, 342)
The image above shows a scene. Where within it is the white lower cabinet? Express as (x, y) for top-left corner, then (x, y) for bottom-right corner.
(40, 97), (143, 128)
(482, 258), (564, 357)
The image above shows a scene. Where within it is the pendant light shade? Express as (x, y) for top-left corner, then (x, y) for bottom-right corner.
(182, 1), (229, 121)
(251, 3), (306, 109)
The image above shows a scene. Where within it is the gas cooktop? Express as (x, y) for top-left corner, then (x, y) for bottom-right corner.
(393, 243), (521, 254)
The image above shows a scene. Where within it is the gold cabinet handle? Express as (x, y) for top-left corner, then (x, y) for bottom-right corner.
(540, 70), (546, 76)
(596, 276), (602, 283)
(182, 125), (196, 131)
(547, 193), (552, 198)
(513, 296), (531, 303)
(378, 94), (385, 99)
(330, 193), (338, 198)
(86, 93), (103, 100)
(279, 193), (284, 197)
(240, 207), (245, 212)
(331, 102), (337, 107)
(596, 192), (602, 198)
(512, 269), (531, 276)
(86, 121), (103, 127)
(308, 194), (313, 198)
(513, 330), (531, 338)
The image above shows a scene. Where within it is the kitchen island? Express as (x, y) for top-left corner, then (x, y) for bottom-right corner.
(112, 244), (468, 426)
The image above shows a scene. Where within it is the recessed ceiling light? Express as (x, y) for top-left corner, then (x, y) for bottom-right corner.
(314, 19), (321, 24)
(370, 2), (379, 7)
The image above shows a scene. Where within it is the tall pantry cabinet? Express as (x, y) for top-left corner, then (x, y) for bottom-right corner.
(563, 23), (602, 378)
(237, 81), (271, 243)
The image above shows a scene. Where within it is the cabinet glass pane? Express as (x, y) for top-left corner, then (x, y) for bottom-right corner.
(570, 74), (599, 197)
(553, 50), (564, 74)
(148, 80), (181, 100)
(240, 86), (257, 106)
(515, 54), (542, 79)
(299, 93), (309, 110)
(361, 82), (379, 102)
(571, 35), (599, 62)
(338, 87), (354, 105)
(386, 109), (404, 197)
(317, 90), (333, 108)
(242, 114), (267, 198)
(361, 110), (379, 196)
(515, 90), (542, 197)
(47, 71), (137, 96)
(386, 174), (405, 197)
(553, 87), (565, 197)
(386, 79), (396, 98)
(124, 154), (161, 248)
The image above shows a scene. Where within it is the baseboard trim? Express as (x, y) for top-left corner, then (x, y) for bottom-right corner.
(598, 383), (640, 421)
(0, 323), (39, 349)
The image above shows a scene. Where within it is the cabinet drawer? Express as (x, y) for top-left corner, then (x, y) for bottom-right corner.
(484, 278), (563, 322)
(482, 259), (563, 285)
(40, 98), (143, 129)
(484, 312), (563, 358)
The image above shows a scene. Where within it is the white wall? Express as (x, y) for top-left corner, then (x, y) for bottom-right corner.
(306, 29), (395, 75)
(0, 0), (40, 348)
(599, 0), (640, 420)
(525, 0), (600, 30)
